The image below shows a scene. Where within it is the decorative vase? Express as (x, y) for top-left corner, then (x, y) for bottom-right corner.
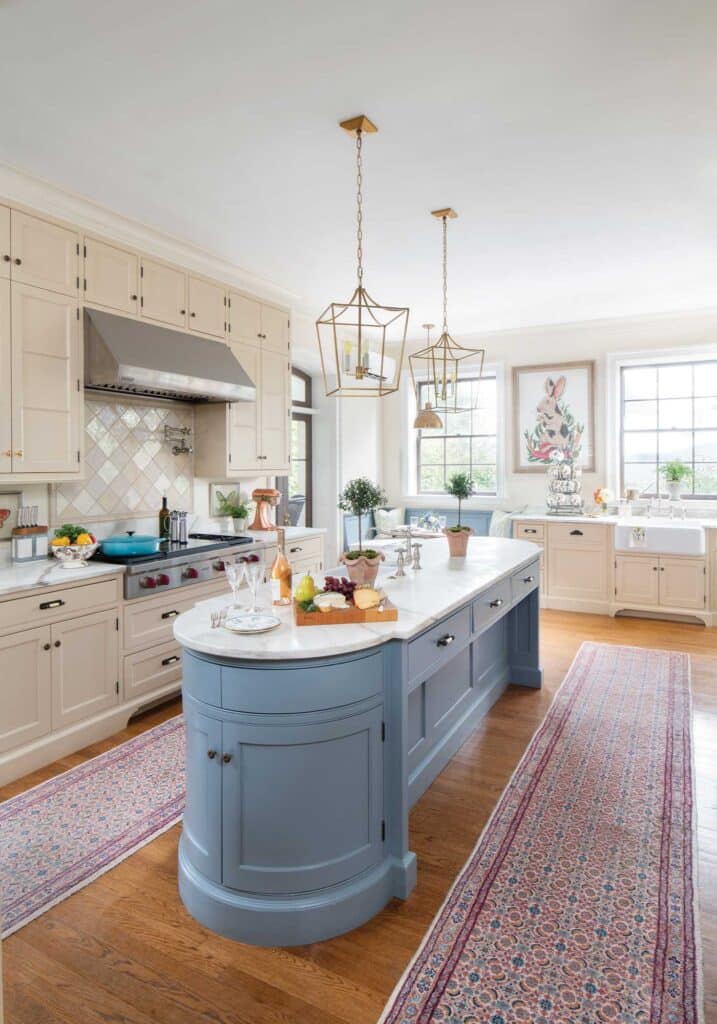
(232, 517), (248, 534)
(666, 481), (681, 501)
(340, 551), (385, 586)
(444, 526), (473, 557)
(546, 454), (584, 516)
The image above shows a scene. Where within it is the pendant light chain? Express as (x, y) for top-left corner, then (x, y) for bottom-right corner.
(356, 129), (364, 285)
(442, 214), (448, 333)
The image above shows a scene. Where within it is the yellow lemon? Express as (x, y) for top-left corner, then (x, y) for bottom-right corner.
(51, 536), (70, 547)
(75, 532), (93, 545)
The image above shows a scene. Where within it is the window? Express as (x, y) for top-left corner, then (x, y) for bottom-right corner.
(277, 369), (313, 526)
(620, 360), (717, 498)
(416, 375), (498, 494)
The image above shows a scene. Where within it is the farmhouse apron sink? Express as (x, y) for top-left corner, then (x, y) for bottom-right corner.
(614, 520), (705, 556)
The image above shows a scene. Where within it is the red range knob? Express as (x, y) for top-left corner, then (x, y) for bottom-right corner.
(213, 559), (225, 571)
(183, 567), (199, 580)
(140, 576), (157, 589)
(156, 573), (170, 586)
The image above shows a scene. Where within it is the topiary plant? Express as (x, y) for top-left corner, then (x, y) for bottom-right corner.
(338, 477), (387, 555)
(445, 472), (474, 530)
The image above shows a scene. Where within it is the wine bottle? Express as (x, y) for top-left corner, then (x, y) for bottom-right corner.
(159, 496), (170, 540)
(270, 527), (292, 606)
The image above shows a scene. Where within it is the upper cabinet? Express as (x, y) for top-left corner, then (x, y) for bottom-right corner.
(228, 291), (289, 353)
(0, 205), (9, 281)
(83, 237), (139, 315)
(140, 257), (187, 329)
(189, 275), (227, 340)
(10, 211), (78, 296)
(0, 280), (10, 474)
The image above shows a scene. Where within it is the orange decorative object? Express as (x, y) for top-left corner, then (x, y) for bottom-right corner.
(249, 488), (281, 531)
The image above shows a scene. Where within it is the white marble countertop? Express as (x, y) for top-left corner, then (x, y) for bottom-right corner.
(0, 551), (125, 600)
(243, 526), (326, 544)
(512, 509), (717, 528)
(174, 536), (540, 661)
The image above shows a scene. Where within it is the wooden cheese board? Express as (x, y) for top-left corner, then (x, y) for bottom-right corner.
(293, 599), (398, 627)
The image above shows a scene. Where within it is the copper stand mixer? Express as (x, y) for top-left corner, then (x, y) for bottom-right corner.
(249, 488), (281, 531)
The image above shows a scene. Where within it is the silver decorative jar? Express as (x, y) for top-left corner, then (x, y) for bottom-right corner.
(546, 454), (584, 515)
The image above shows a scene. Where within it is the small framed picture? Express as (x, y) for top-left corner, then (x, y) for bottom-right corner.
(512, 361), (595, 472)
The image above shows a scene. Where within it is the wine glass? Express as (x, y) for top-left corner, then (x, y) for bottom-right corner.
(243, 560), (265, 613)
(224, 559), (244, 607)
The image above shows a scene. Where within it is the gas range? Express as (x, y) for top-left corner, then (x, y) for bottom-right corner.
(93, 534), (257, 600)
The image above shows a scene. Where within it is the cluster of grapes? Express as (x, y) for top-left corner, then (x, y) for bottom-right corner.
(323, 576), (358, 602)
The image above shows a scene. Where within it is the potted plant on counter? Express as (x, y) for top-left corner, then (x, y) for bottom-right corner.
(216, 489), (250, 533)
(660, 461), (692, 500)
(338, 477), (387, 585)
(444, 471), (475, 556)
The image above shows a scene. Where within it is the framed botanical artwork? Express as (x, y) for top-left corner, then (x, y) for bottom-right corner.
(512, 361), (595, 472)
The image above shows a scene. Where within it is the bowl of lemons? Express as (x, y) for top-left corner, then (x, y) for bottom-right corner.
(50, 524), (99, 568)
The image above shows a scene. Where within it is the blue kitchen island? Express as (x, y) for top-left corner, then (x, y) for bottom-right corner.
(174, 537), (542, 946)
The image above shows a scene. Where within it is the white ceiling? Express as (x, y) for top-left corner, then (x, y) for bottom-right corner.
(2, 0), (717, 337)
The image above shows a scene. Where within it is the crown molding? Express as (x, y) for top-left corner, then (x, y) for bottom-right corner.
(0, 161), (302, 307)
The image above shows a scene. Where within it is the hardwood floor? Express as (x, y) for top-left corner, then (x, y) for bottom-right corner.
(2, 610), (715, 1024)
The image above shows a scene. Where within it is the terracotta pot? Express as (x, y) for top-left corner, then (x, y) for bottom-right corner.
(340, 550), (385, 586)
(444, 526), (473, 557)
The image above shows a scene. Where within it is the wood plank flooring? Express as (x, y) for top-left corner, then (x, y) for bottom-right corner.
(1, 611), (715, 1024)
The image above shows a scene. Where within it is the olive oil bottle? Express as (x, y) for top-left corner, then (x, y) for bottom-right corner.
(159, 496), (170, 540)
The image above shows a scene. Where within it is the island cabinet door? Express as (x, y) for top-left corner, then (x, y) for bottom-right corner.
(183, 702), (223, 883)
(221, 705), (384, 895)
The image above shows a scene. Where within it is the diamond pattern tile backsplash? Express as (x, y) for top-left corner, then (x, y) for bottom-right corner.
(52, 398), (194, 523)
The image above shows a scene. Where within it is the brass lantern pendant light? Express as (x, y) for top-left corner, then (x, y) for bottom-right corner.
(409, 209), (485, 419)
(413, 323), (444, 429)
(316, 115), (410, 398)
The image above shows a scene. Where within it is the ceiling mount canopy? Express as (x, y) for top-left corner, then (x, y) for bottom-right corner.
(316, 114), (409, 398)
(409, 208), (485, 420)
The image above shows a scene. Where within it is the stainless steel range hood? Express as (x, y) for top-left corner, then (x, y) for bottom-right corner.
(84, 308), (256, 403)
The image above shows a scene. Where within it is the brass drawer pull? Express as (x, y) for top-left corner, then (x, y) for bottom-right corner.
(489, 598), (504, 608)
(161, 609), (180, 619)
(161, 654), (180, 666)
(39, 599), (65, 610)
(436, 633), (455, 647)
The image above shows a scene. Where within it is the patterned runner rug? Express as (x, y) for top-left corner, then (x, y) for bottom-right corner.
(380, 642), (703, 1024)
(0, 715), (184, 937)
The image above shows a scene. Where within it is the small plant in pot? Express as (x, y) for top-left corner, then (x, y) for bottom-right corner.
(338, 477), (387, 585)
(444, 472), (475, 556)
(660, 461), (692, 501)
(216, 490), (250, 533)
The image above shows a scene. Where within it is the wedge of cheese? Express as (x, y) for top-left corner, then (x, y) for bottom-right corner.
(314, 592), (349, 612)
(353, 587), (383, 611)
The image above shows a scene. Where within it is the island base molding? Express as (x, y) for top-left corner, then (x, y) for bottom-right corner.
(178, 841), (417, 947)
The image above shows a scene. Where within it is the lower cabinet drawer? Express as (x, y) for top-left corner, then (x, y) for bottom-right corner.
(514, 521), (544, 541)
(123, 581), (227, 652)
(291, 554), (322, 577)
(473, 578), (512, 634)
(407, 606), (471, 684)
(286, 536), (323, 563)
(511, 560), (540, 603)
(123, 640), (183, 702)
(0, 577), (121, 634)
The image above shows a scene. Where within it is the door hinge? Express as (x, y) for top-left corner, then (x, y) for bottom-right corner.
(115, 617), (119, 631)
(228, 322), (231, 333)
(614, 586), (617, 596)
(381, 820), (386, 842)
(76, 307), (80, 320)
(140, 265), (144, 277)
(76, 275), (79, 289)
(83, 244), (87, 258)
(140, 296), (144, 307)
(381, 721), (385, 742)
(224, 295), (227, 306)
(83, 278), (87, 291)
(228, 452), (232, 464)
(224, 321), (226, 332)
(77, 450), (81, 463)
(115, 680), (119, 695)
(76, 242), (79, 255)
(228, 296), (231, 308)
(76, 378), (80, 392)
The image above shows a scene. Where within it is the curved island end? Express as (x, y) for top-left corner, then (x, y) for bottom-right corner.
(174, 537), (543, 946)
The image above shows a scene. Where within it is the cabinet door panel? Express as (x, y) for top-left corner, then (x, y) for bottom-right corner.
(615, 555), (659, 606)
(11, 284), (81, 475)
(11, 211), (78, 296)
(659, 557), (705, 610)
(228, 291), (261, 346)
(222, 705), (383, 894)
(0, 205), (9, 280)
(260, 303), (289, 354)
(0, 626), (51, 754)
(141, 258), (187, 328)
(182, 700), (222, 883)
(51, 609), (119, 730)
(84, 238), (138, 315)
(259, 348), (289, 471)
(0, 280), (10, 473)
(227, 341), (260, 472)
(188, 276), (226, 340)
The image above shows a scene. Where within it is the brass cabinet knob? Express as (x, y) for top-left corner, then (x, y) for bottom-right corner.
(207, 749), (217, 759)
(14, 450), (23, 457)
(130, 294), (138, 300)
(13, 258), (21, 265)
(222, 752), (232, 764)
(2, 254), (9, 262)
(2, 449), (11, 457)
(54, 640), (61, 647)
(180, 309), (186, 315)
(43, 643), (51, 651)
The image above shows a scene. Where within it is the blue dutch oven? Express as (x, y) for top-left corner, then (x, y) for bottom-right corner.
(100, 532), (161, 557)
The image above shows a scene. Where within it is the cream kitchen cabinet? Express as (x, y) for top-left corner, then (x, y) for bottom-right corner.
(140, 256), (187, 328)
(614, 553), (705, 612)
(512, 520), (546, 596)
(0, 203), (9, 280)
(188, 275), (227, 340)
(614, 554), (659, 607)
(228, 291), (289, 354)
(194, 339), (290, 477)
(656, 556), (706, 611)
(5, 283), (81, 478)
(0, 625), (52, 755)
(51, 608), (119, 729)
(0, 280), (10, 474)
(546, 522), (610, 610)
(10, 210), (79, 296)
(83, 236), (139, 315)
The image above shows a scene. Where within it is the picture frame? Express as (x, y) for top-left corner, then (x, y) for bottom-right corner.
(512, 360), (595, 472)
